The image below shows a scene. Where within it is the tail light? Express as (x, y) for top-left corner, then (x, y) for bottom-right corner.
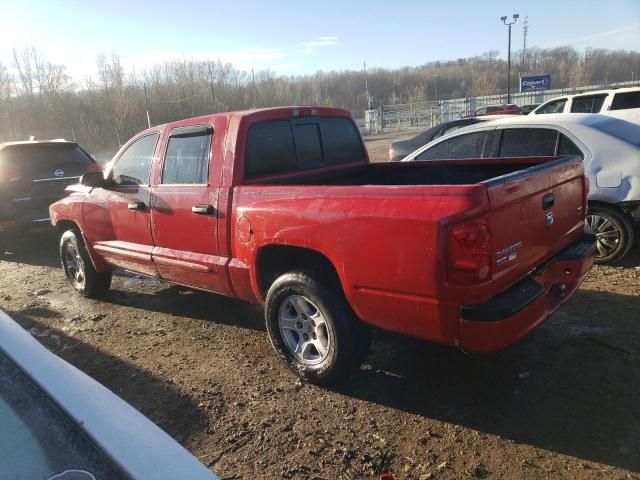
(0, 168), (21, 184)
(448, 220), (491, 285)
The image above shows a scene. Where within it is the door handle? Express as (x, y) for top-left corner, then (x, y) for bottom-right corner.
(192, 204), (215, 215)
(127, 201), (146, 211)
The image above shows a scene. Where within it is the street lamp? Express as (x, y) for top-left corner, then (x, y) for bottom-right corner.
(501, 14), (519, 103)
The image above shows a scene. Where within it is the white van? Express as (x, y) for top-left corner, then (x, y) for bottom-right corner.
(530, 87), (640, 124)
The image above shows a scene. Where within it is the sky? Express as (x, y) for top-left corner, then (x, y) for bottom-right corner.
(0, 0), (639, 83)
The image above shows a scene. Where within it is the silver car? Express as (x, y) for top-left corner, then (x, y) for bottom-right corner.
(402, 113), (640, 264)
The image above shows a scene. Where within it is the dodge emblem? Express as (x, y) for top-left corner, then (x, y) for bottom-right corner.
(54, 169), (64, 177)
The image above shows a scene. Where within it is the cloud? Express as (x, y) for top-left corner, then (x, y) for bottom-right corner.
(122, 37), (340, 75)
(296, 36), (340, 55)
(544, 23), (640, 50)
(0, 36), (339, 82)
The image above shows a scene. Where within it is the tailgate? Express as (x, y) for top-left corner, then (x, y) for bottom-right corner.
(484, 156), (586, 290)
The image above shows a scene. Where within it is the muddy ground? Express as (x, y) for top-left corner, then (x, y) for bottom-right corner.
(1, 132), (639, 479)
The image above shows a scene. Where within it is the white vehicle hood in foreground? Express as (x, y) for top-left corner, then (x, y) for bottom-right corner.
(0, 310), (218, 480)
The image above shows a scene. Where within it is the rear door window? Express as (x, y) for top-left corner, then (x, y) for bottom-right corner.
(162, 126), (211, 184)
(417, 131), (488, 160)
(497, 128), (558, 157)
(570, 95), (607, 113)
(244, 116), (365, 178)
(111, 133), (158, 186)
(610, 91), (640, 110)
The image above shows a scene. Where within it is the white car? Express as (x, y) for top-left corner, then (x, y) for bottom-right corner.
(402, 113), (640, 263)
(0, 310), (218, 480)
(530, 87), (640, 125)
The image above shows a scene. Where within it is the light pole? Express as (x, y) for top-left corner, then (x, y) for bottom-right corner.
(501, 14), (519, 103)
(434, 73), (438, 101)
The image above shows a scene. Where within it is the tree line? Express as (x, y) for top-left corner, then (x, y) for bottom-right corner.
(0, 46), (639, 155)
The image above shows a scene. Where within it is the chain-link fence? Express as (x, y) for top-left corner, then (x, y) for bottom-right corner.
(364, 80), (639, 134)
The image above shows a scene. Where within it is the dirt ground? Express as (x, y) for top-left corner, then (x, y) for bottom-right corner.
(1, 132), (639, 479)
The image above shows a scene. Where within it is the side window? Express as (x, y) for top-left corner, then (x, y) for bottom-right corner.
(162, 127), (212, 184)
(557, 134), (583, 158)
(536, 99), (566, 114)
(111, 134), (158, 186)
(571, 95), (606, 113)
(475, 107), (487, 115)
(610, 91), (640, 110)
(497, 128), (557, 157)
(417, 132), (488, 160)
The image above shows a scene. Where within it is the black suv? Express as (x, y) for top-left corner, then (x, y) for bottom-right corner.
(0, 140), (99, 252)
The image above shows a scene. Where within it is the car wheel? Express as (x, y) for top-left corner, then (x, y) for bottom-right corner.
(265, 270), (371, 386)
(60, 229), (111, 298)
(586, 205), (634, 264)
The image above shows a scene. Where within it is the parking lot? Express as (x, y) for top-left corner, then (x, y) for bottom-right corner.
(0, 132), (637, 479)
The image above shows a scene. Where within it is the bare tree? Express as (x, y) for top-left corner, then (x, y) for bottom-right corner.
(0, 61), (11, 100)
(12, 47), (36, 96)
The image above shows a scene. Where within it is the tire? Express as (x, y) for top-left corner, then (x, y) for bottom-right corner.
(60, 229), (112, 298)
(265, 270), (371, 386)
(586, 205), (634, 264)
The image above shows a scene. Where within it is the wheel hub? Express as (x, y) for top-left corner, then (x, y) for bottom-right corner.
(586, 213), (621, 258)
(278, 294), (331, 365)
(63, 244), (85, 287)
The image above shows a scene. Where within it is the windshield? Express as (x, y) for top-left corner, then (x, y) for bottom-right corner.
(0, 353), (125, 480)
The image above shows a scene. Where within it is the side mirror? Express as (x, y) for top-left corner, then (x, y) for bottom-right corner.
(80, 171), (105, 188)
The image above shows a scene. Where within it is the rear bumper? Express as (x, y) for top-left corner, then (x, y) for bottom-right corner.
(459, 233), (595, 352)
(0, 204), (52, 234)
(0, 213), (52, 234)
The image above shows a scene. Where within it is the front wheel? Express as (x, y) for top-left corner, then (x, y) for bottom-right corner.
(586, 205), (634, 264)
(265, 270), (370, 386)
(60, 229), (112, 298)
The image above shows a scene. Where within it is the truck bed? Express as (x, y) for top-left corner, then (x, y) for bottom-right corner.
(246, 157), (555, 187)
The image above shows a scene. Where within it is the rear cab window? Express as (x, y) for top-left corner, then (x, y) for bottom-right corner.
(244, 116), (365, 179)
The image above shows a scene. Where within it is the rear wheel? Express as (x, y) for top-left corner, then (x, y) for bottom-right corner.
(265, 270), (370, 386)
(60, 229), (111, 297)
(586, 205), (634, 264)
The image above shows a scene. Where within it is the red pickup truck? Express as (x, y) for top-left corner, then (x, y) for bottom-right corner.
(50, 106), (595, 385)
